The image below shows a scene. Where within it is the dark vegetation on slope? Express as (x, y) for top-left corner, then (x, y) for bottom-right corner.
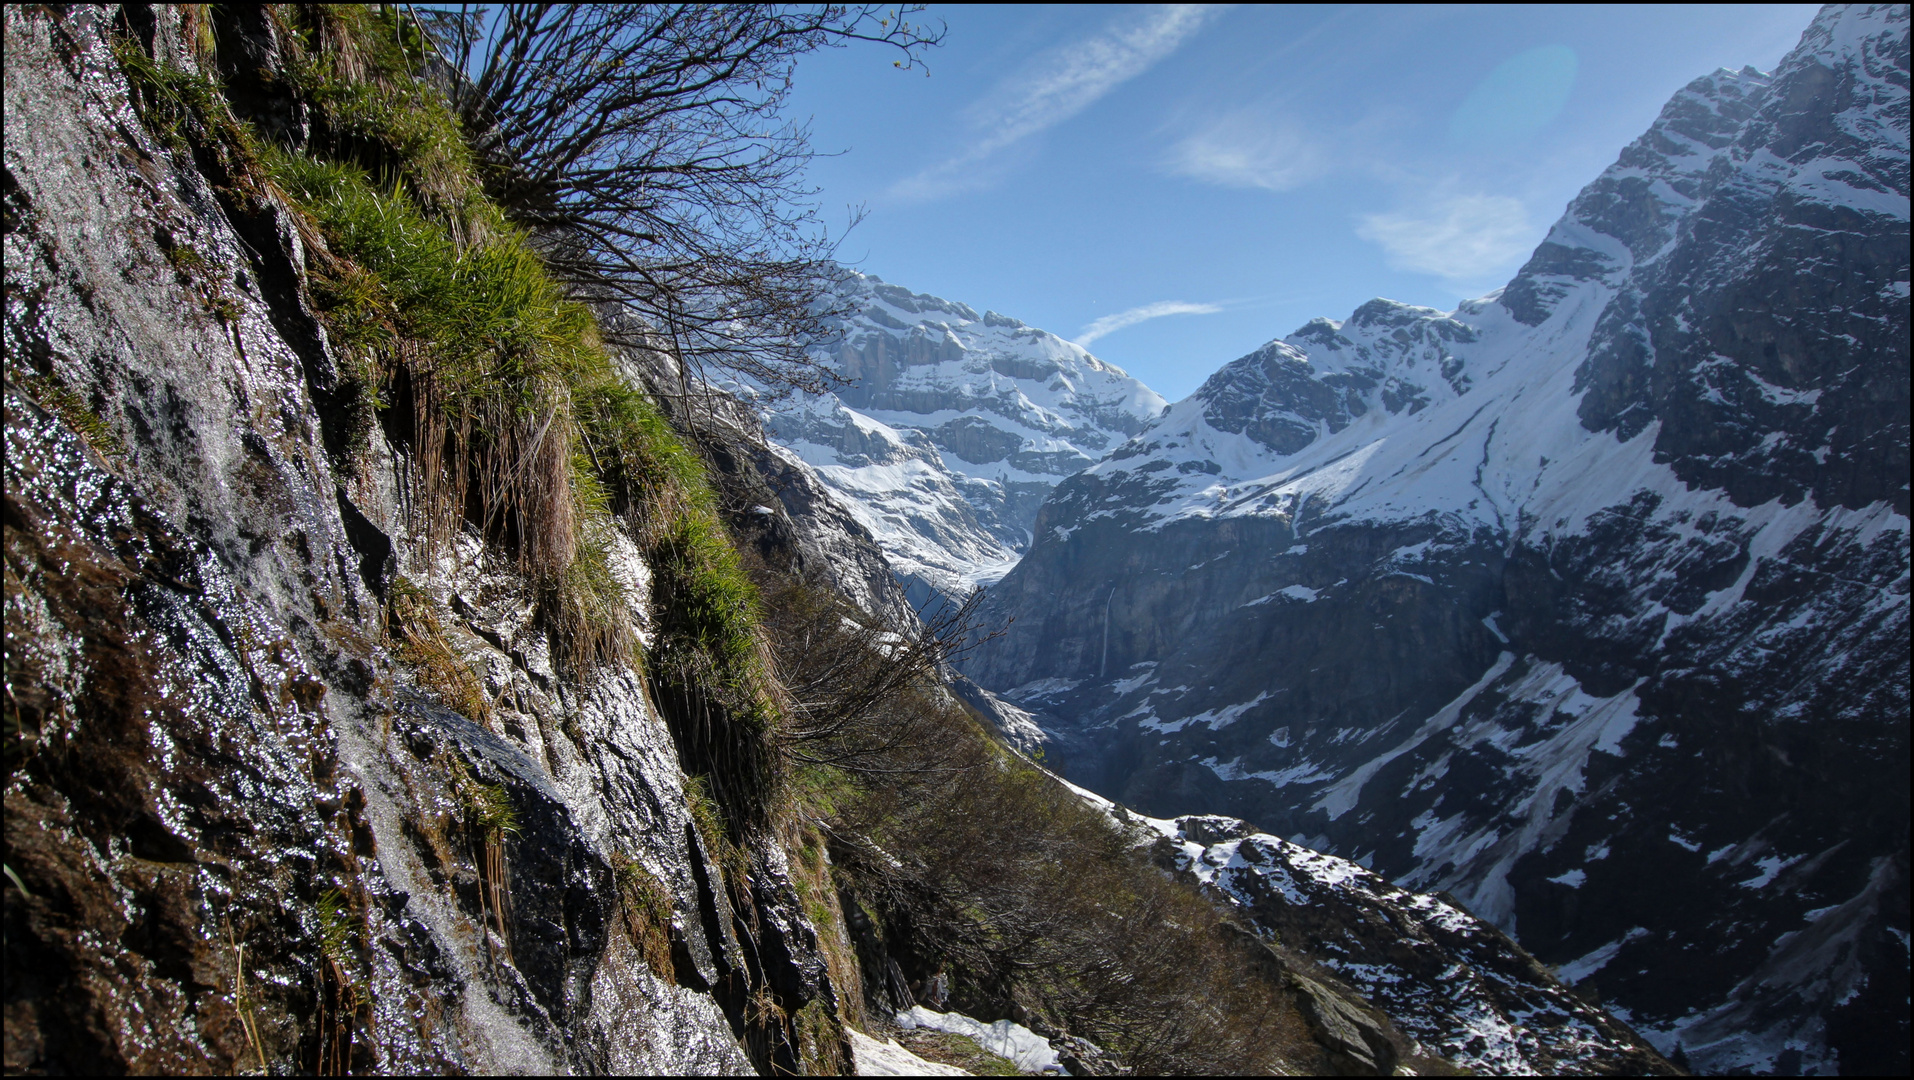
(749, 566), (1324, 1074)
(647, 371), (1401, 1074)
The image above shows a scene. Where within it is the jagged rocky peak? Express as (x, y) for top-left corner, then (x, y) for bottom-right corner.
(971, 4), (1908, 1075)
(1500, 63), (1774, 327)
(1174, 297), (1485, 460)
(1575, 1), (1911, 513)
(744, 269), (1166, 605)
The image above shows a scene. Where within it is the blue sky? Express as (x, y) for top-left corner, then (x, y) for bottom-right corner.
(789, 3), (1820, 400)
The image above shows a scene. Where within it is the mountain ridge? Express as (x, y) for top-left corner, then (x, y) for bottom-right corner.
(959, 5), (1909, 1074)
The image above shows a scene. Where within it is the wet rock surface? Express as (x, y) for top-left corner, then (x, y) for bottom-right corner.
(4, 7), (849, 1073)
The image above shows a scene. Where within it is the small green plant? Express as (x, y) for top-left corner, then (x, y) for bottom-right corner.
(111, 32), (227, 151)
(111, 28), (272, 204)
(315, 888), (357, 973)
(464, 779), (518, 948)
(314, 887), (366, 1075)
(543, 478), (633, 673)
(792, 999), (846, 1076)
(154, 232), (245, 325)
(161, 240), (212, 277)
(611, 854), (675, 979)
(441, 752), (519, 953)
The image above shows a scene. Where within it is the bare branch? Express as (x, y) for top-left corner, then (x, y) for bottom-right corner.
(418, 5), (946, 395)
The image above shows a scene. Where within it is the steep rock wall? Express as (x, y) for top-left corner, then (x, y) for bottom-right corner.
(4, 7), (846, 1073)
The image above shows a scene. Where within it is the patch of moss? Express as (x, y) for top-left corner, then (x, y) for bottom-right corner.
(14, 373), (125, 461)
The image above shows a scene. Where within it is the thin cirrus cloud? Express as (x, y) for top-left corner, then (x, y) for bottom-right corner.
(1076, 301), (1224, 347)
(891, 5), (1220, 202)
(1354, 195), (1536, 285)
(1166, 113), (1324, 191)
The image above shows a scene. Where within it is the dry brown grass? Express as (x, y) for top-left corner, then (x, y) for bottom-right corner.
(610, 853), (675, 980)
(388, 579), (492, 728)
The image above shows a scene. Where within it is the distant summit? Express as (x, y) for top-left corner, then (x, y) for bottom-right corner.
(735, 271), (1165, 605)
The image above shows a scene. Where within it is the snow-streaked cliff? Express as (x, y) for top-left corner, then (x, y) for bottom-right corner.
(734, 272), (1165, 603)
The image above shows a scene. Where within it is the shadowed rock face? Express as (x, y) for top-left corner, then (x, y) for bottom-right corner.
(967, 6), (1910, 1074)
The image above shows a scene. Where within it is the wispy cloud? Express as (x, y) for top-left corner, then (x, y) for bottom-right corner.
(1166, 113), (1323, 191)
(1077, 300), (1223, 347)
(1354, 195), (1534, 283)
(892, 5), (1220, 201)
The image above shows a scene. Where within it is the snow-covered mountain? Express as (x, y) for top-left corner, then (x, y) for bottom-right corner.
(968, 5), (1910, 1075)
(741, 272), (1165, 604)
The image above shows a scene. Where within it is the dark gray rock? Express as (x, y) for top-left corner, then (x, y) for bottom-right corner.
(1288, 973), (1398, 1076)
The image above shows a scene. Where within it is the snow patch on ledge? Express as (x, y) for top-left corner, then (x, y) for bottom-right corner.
(897, 1007), (1062, 1073)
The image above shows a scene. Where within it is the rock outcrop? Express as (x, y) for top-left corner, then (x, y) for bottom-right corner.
(1147, 812), (1669, 1074)
(966, 5), (1910, 1073)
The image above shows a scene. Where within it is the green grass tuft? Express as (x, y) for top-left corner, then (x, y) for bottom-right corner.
(793, 999), (847, 1076)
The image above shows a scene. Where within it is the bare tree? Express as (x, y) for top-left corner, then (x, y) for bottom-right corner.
(759, 574), (995, 773)
(420, 4), (944, 394)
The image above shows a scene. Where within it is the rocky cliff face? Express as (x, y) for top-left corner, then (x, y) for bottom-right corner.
(967, 5), (1910, 1074)
(738, 272), (1166, 605)
(4, 9), (850, 1073)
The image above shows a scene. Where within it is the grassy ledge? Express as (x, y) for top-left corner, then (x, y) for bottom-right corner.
(112, 4), (784, 835)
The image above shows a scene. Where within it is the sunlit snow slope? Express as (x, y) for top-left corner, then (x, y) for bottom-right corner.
(969, 5), (1910, 1074)
(739, 272), (1165, 605)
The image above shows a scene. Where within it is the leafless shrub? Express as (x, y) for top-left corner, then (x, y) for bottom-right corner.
(759, 574), (993, 774)
(421, 4), (945, 395)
